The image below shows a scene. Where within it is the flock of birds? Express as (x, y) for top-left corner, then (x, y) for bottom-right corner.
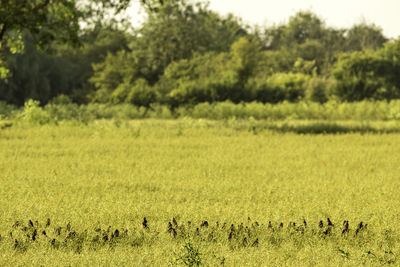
(2, 216), (369, 251)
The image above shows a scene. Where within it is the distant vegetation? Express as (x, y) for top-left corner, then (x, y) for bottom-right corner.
(2, 99), (400, 121)
(1, 0), (400, 109)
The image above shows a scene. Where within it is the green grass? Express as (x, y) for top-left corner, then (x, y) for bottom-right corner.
(1, 119), (400, 266)
(3, 99), (400, 122)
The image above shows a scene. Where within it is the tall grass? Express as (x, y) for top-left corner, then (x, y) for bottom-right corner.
(1, 122), (400, 265)
(2, 100), (400, 123)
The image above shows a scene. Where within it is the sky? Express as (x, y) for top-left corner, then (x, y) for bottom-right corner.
(128, 0), (400, 39)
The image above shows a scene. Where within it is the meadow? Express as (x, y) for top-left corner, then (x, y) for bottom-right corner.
(1, 119), (400, 266)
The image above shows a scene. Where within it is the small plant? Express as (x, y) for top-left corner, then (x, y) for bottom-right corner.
(175, 241), (202, 266)
(20, 99), (52, 125)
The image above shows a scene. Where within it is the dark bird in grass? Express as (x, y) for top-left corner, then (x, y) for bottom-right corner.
(14, 239), (18, 249)
(200, 221), (209, 227)
(95, 228), (101, 233)
(327, 218), (334, 227)
(303, 219), (307, 228)
(319, 220), (324, 228)
(51, 239), (56, 247)
(228, 231), (233, 241)
(230, 224), (235, 232)
(195, 228), (200, 235)
(12, 221), (21, 228)
(242, 237), (248, 246)
(355, 222), (364, 236)
(42, 230), (47, 237)
(252, 238), (259, 247)
(342, 220), (349, 235)
(66, 231), (76, 239)
(323, 227), (331, 235)
(172, 217), (178, 227)
(102, 234), (108, 242)
(32, 229), (37, 241)
(268, 221), (273, 229)
(9, 232), (12, 238)
(46, 218), (51, 227)
(28, 220), (34, 227)
(114, 229), (119, 238)
(142, 217), (148, 229)
(167, 222), (173, 233)
(55, 227), (61, 236)
(66, 222), (71, 232)
(279, 222), (284, 228)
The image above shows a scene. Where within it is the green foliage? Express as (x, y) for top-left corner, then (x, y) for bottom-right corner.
(332, 40), (400, 101)
(345, 22), (388, 51)
(128, 0), (246, 85)
(4, 99), (400, 123)
(0, 4), (397, 106)
(0, 0), (135, 78)
(91, 51), (134, 103)
(304, 76), (332, 103)
(162, 38), (263, 106)
(0, 101), (15, 118)
(174, 242), (202, 266)
(19, 99), (51, 125)
(249, 72), (309, 103)
(0, 31), (82, 106)
(126, 79), (157, 108)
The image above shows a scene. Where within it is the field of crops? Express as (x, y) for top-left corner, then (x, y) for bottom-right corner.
(1, 119), (400, 266)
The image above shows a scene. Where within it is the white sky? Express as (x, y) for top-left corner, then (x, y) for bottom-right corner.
(128, 0), (400, 39)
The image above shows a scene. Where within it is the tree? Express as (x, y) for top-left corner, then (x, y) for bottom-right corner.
(129, 0), (247, 84)
(0, 0), (134, 78)
(89, 0), (247, 104)
(332, 51), (394, 101)
(262, 11), (347, 74)
(0, 31), (80, 105)
(345, 22), (387, 51)
(54, 25), (131, 103)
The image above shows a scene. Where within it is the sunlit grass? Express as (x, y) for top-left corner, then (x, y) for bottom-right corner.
(0, 120), (399, 265)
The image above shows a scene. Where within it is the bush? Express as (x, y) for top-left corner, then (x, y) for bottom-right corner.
(249, 73), (309, 103)
(304, 76), (332, 103)
(332, 51), (399, 101)
(126, 79), (157, 109)
(0, 101), (16, 118)
(20, 100), (52, 125)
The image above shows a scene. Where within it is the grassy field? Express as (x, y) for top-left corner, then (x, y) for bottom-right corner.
(1, 119), (400, 266)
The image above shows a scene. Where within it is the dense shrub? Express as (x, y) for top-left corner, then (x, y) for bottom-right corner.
(20, 100), (52, 125)
(248, 73), (309, 103)
(0, 101), (16, 118)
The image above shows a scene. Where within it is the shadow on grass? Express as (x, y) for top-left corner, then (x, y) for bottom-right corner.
(260, 122), (400, 134)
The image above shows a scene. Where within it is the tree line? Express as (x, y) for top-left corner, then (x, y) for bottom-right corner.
(1, 0), (399, 107)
